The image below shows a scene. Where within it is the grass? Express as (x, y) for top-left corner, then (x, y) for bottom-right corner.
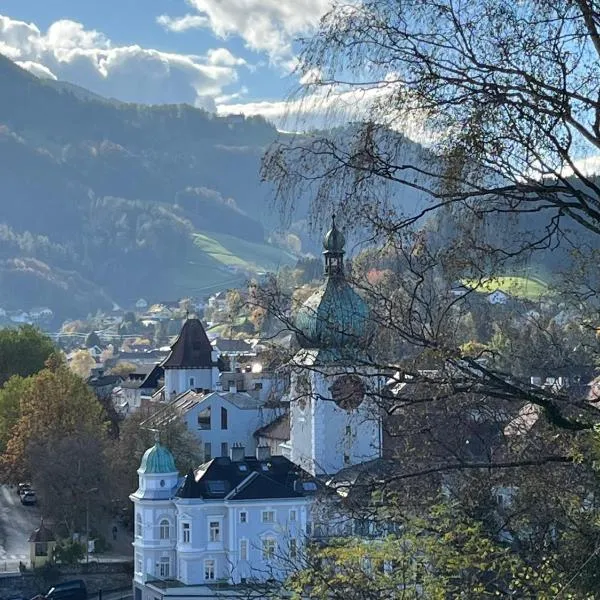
(192, 231), (297, 272)
(462, 275), (551, 300)
(166, 231), (297, 298)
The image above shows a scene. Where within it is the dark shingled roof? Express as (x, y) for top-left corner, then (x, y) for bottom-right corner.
(161, 319), (215, 369)
(176, 455), (314, 500)
(254, 413), (290, 441)
(29, 521), (55, 543)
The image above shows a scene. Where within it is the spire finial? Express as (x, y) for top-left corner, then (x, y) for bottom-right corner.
(332, 212), (336, 229)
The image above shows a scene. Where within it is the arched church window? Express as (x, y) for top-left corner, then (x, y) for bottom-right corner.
(330, 375), (365, 410)
(159, 519), (170, 540)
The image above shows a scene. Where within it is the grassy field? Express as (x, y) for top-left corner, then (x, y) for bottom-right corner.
(462, 275), (551, 300)
(192, 231), (297, 272)
(166, 231), (297, 298)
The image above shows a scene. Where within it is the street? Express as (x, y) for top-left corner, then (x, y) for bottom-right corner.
(0, 484), (41, 568)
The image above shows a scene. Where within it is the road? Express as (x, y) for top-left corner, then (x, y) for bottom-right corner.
(0, 484), (41, 566)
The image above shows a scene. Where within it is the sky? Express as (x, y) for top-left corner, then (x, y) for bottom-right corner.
(0, 0), (335, 126)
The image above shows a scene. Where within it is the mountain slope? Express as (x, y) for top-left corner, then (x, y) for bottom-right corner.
(0, 55), (295, 319)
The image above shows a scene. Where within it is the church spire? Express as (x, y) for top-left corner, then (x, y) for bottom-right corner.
(323, 213), (345, 278)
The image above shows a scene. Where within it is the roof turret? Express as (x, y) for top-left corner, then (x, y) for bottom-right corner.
(139, 442), (177, 474)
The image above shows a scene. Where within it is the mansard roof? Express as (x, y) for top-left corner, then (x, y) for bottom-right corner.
(161, 318), (215, 369)
(176, 455), (315, 501)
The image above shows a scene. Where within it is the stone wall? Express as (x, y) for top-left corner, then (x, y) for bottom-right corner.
(0, 562), (133, 600)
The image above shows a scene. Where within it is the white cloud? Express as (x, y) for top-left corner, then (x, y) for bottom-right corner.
(158, 0), (333, 60)
(0, 14), (247, 108)
(16, 60), (57, 80)
(156, 14), (209, 33)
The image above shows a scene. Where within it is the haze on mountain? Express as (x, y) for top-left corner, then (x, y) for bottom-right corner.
(0, 54), (296, 319)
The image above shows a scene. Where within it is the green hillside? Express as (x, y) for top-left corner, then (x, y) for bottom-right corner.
(193, 231), (296, 271)
(462, 275), (551, 300)
(0, 54), (296, 318)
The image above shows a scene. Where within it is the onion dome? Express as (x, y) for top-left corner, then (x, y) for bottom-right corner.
(295, 215), (370, 350)
(323, 215), (345, 253)
(139, 442), (176, 474)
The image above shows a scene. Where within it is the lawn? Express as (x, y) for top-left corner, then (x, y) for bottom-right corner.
(462, 275), (550, 300)
(192, 231), (297, 272)
(165, 231), (297, 298)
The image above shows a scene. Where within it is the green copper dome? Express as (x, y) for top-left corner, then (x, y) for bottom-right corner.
(296, 277), (370, 349)
(139, 442), (177, 474)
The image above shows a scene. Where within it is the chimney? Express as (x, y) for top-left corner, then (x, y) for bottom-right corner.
(256, 445), (270, 461)
(230, 443), (245, 462)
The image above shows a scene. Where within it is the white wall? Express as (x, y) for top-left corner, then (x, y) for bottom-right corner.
(290, 368), (382, 476)
(175, 497), (311, 585)
(164, 365), (219, 398)
(182, 393), (278, 460)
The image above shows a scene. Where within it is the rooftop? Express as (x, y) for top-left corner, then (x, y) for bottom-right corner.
(162, 318), (216, 369)
(177, 454), (316, 501)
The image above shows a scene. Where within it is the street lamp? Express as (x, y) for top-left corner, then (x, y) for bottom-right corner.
(85, 487), (99, 563)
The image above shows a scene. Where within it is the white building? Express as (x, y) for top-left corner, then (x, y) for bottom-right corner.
(150, 389), (283, 461)
(131, 441), (315, 600)
(162, 318), (220, 398)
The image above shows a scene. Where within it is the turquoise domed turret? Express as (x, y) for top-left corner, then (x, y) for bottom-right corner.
(139, 442), (177, 474)
(296, 215), (370, 351)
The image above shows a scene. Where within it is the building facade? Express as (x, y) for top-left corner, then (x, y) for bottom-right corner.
(131, 442), (315, 600)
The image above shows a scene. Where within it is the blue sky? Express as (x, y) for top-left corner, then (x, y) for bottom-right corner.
(0, 0), (334, 124)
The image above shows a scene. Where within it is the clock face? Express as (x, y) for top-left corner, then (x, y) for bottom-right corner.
(330, 375), (365, 411)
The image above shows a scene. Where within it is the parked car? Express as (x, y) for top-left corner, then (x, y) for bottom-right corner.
(45, 580), (87, 600)
(21, 490), (37, 505)
(17, 482), (31, 495)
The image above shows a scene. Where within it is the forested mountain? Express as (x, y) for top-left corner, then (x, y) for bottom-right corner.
(0, 54), (295, 319)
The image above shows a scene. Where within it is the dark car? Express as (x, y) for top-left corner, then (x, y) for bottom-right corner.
(21, 490), (37, 505)
(45, 580), (87, 600)
(17, 482), (31, 495)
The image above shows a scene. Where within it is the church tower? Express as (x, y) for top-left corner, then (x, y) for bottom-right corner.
(290, 216), (382, 476)
(161, 317), (220, 398)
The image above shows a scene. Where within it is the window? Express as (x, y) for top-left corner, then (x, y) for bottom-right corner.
(158, 557), (170, 578)
(204, 559), (215, 581)
(221, 407), (228, 430)
(135, 554), (142, 575)
(35, 542), (48, 556)
(209, 520), (221, 542)
(345, 425), (352, 435)
(221, 442), (228, 457)
(289, 510), (297, 522)
(227, 379), (235, 389)
(344, 454), (350, 465)
(189, 377), (195, 388)
(240, 539), (248, 561)
(254, 382), (263, 390)
(182, 522), (190, 544)
(198, 406), (211, 430)
(289, 539), (297, 559)
(204, 442), (212, 462)
(135, 513), (142, 537)
(262, 538), (276, 560)
(262, 510), (275, 523)
(159, 519), (170, 540)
